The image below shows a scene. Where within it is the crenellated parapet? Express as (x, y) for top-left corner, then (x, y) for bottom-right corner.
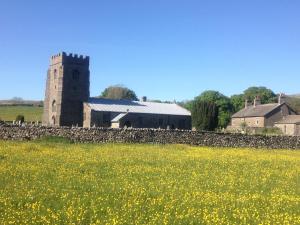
(50, 52), (89, 66)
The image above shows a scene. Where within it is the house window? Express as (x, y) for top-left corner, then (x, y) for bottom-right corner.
(256, 120), (259, 125)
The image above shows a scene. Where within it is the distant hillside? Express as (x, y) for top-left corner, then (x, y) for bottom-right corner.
(289, 94), (300, 98)
(0, 99), (43, 106)
(0, 105), (43, 122)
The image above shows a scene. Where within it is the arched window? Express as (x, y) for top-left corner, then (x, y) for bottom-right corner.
(54, 69), (57, 79)
(52, 100), (56, 112)
(72, 70), (80, 80)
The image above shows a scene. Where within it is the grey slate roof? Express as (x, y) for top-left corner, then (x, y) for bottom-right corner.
(275, 115), (300, 124)
(232, 103), (282, 118)
(87, 98), (191, 116)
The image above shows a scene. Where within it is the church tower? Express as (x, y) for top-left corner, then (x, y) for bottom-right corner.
(42, 52), (90, 126)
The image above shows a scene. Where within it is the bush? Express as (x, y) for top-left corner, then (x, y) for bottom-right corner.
(192, 100), (218, 131)
(194, 90), (233, 128)
(16, 115), (25, 123)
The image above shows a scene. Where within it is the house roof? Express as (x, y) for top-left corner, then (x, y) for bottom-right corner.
(275, 115), (300, 124)
(87, 98), (191, 116)
(232, 103), (282, 118)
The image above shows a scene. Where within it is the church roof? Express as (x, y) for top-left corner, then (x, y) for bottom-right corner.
(232, 103), (283, 118)
(87, 98), (191, 116)
(111, 113), (127, 122)
(275, 115), (300, 124)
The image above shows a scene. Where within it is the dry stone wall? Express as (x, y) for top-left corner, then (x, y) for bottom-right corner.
(0, 124), (300, 149)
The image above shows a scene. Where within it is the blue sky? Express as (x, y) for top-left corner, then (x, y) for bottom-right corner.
(0, 0), (299, 101)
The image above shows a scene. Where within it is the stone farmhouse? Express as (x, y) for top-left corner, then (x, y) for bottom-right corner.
(43, 52), (191, 129)
(274, 115), (300, 136)
(228, 94), (298, 135)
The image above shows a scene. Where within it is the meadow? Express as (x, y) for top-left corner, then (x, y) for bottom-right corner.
(0, 140), (299, 224)
(0, 106), (43, 122)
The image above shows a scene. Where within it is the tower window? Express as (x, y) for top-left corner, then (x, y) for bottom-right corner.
(72, 70), (80, 80)
(54, 69), (57, 79)
(52, 100), (56, 112)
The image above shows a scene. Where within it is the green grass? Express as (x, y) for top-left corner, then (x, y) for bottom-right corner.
(0, 106), (43, 122)
(0, 141), (299, 224)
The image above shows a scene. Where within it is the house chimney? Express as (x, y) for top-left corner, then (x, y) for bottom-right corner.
(141, 96), (147, 102)
(253, 96), (261, 107)
(278, 93), (286, 105)
(245, 99), (251, 108)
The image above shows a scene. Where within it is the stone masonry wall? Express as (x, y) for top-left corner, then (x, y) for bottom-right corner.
(0, 124), (300, 149)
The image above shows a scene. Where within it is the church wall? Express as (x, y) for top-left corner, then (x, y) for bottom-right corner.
(89, 111), (119, 128)
(88, 112), (191, 129)
(118, 113), (191, 130)
(86, 111), (191, 130)
(83, 103), (92, 128)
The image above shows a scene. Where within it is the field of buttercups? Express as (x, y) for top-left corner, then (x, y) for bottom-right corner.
(0, 139), (299, 224)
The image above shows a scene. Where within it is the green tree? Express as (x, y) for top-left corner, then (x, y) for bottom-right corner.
(229, 87), (277, 113)
(100, 85), (138, 101)
(191, 100), (218, 131)
(178, 100), (193, 111)
(230, 94), (245, 112)
(194, 90), (233, 128)
(243, 86), (276, 104)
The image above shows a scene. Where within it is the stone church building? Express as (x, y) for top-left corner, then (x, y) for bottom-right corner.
(43, 52), (191, 129)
